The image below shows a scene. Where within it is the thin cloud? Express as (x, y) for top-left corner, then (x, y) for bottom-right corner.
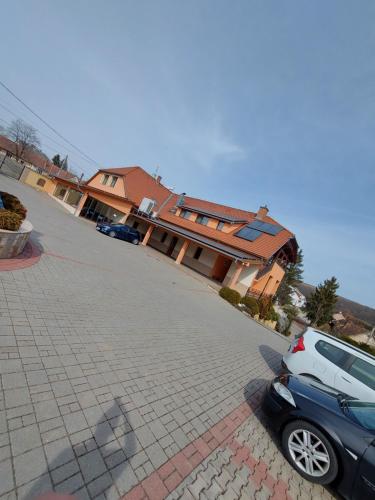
(169, 114), (246, 171)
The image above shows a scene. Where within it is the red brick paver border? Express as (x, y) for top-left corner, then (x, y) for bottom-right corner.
(0, 241), (42, 271)
(122, 389), (265, 500)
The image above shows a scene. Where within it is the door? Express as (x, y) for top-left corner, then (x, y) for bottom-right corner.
(352, 441), (375, 499)
(334, 356), (375, 402)
(120, 226), (130, 241)
(167, 236), (178, 257)
(313, 340), (350, 387)
(212, 255), (232, 282)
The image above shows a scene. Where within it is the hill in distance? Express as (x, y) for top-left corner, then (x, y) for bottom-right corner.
(296, 283), (375, 327)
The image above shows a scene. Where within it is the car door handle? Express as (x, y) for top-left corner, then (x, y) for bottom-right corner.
(340, 375), (352, 383)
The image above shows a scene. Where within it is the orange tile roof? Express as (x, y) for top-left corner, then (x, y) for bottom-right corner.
(160, 210), (295, 261)
(88, 166), (297, 262)
(0, 135), (75, 180)
(98, 166), (172, 207)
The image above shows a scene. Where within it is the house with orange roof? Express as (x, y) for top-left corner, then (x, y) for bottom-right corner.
(0, 135), (75, 181)
(70, 166), (298, 298)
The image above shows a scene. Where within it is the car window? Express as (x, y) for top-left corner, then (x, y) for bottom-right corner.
(346, 401), (375, 430)
(315, 340), (350, 368)
(346, 357), (375, 391)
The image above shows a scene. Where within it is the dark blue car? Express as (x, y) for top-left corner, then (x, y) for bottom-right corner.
(96, 223), (141, 245)
(262, 374), (375, 499)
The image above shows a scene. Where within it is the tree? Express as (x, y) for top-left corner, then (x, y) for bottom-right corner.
(6, 119), (40, 159)
(52, 154), (62, 167)
(276, 249), (304, 305)
(304, 276), (339, 326)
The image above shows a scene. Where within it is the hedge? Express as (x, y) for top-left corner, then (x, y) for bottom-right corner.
(240, 296), (259, 317)
(219, 287), (241, 305)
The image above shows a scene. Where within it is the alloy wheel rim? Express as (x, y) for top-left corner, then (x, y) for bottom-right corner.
(288, 429), (330, 477)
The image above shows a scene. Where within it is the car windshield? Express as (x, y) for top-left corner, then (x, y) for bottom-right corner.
(344, 401), (375, 431)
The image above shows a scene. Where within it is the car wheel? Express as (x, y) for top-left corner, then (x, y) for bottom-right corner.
(131, 238), (139, 245)
(108, 231), (116, 238)
(282, 420), (338, 485)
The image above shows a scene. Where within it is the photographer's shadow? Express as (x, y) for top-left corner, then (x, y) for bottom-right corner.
(26, 399), (136, 499)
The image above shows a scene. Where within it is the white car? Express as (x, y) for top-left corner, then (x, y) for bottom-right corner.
(282, 327), (375, 402)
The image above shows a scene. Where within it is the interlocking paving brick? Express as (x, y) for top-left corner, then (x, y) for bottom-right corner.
(145, 441), (168, 469)
(63, 411), (88, 434)
(51, 459), (80, 485)
(78, 449), (107, 483)
(4, 388), (31, 409)
(0, 458), (14, 495)
(17, 472), (52, 500)
(34, 399), (60, 422)
(111, 463), (138, 495)
(44, 437), (75, 469)
(14, 447), (47, 486)
(0, 359), (22, 374)
(10, 424), (42, 456)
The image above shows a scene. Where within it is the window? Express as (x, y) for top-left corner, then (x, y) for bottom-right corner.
(194, 247), (203, 260)
(196, 215), (209, 225)
(161, 232), (168, 243)
(180, 209), (192, 219)
(101, 174), (109, 185)
(36, 178), (46, 187)
(110, 176), (118, 187)
(133, 222), (139, 229)
(347, 358), (375, 390)
(217, 221), (224, 231)
(315, 341), (350, 367)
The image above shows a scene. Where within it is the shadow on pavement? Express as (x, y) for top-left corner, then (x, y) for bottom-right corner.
(27, 398), (136, 499)
(258, 344), (283, 375)
(244, 379), (342, 499)
(30, 229), (44, 254)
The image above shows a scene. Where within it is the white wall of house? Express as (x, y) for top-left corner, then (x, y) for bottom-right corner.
(223, 261), (259, 295)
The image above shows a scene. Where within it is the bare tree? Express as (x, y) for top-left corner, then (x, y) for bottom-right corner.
(6, 119), (40, 160)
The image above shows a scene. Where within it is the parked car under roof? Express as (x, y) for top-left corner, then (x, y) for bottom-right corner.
(96, 223), (141, 245)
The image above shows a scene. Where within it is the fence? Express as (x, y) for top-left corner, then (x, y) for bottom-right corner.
(0, 153), (25, 180)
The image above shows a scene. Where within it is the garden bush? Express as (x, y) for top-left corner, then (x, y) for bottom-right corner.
(240, 296), (259, 316)
(266, 305), (279, 322)
(0, 192), (27, 221)
(219, 287), (241, 305)
(258, 296), (273, 319)
(0, 210), (23, 231)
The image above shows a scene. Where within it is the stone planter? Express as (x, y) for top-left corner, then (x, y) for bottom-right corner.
(0, 220), (33, 258)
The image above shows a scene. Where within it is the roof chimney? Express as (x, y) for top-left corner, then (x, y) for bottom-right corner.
(255, 205), (269, 220)
(156, 175), (162, 184)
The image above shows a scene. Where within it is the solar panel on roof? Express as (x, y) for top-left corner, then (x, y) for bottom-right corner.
(248, 220), (283, 235)
(234, 227), (262, 242)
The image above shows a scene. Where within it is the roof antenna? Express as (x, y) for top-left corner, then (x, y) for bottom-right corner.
(153, 164), (160, 180)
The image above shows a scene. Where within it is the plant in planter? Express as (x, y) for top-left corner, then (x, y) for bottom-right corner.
(0, 191), (32, 259)
(0, 192), (27, 231)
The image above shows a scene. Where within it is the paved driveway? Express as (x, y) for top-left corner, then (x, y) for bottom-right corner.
(0, 175), (335, 499)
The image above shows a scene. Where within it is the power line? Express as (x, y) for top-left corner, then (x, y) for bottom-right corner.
(0, 102), (95, 170)
(0, 79), (100, 168)
(0, 115), (85, 175)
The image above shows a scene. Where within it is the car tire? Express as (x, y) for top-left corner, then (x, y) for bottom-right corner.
(131, 238), (139, 245)
(282, 420), (338, 485)
(109, 231), (116, 238)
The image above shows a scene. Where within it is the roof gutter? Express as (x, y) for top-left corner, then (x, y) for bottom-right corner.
(134, 213), (263, 264)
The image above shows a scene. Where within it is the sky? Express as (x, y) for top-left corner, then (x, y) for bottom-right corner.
(0, 1), (374, 307)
